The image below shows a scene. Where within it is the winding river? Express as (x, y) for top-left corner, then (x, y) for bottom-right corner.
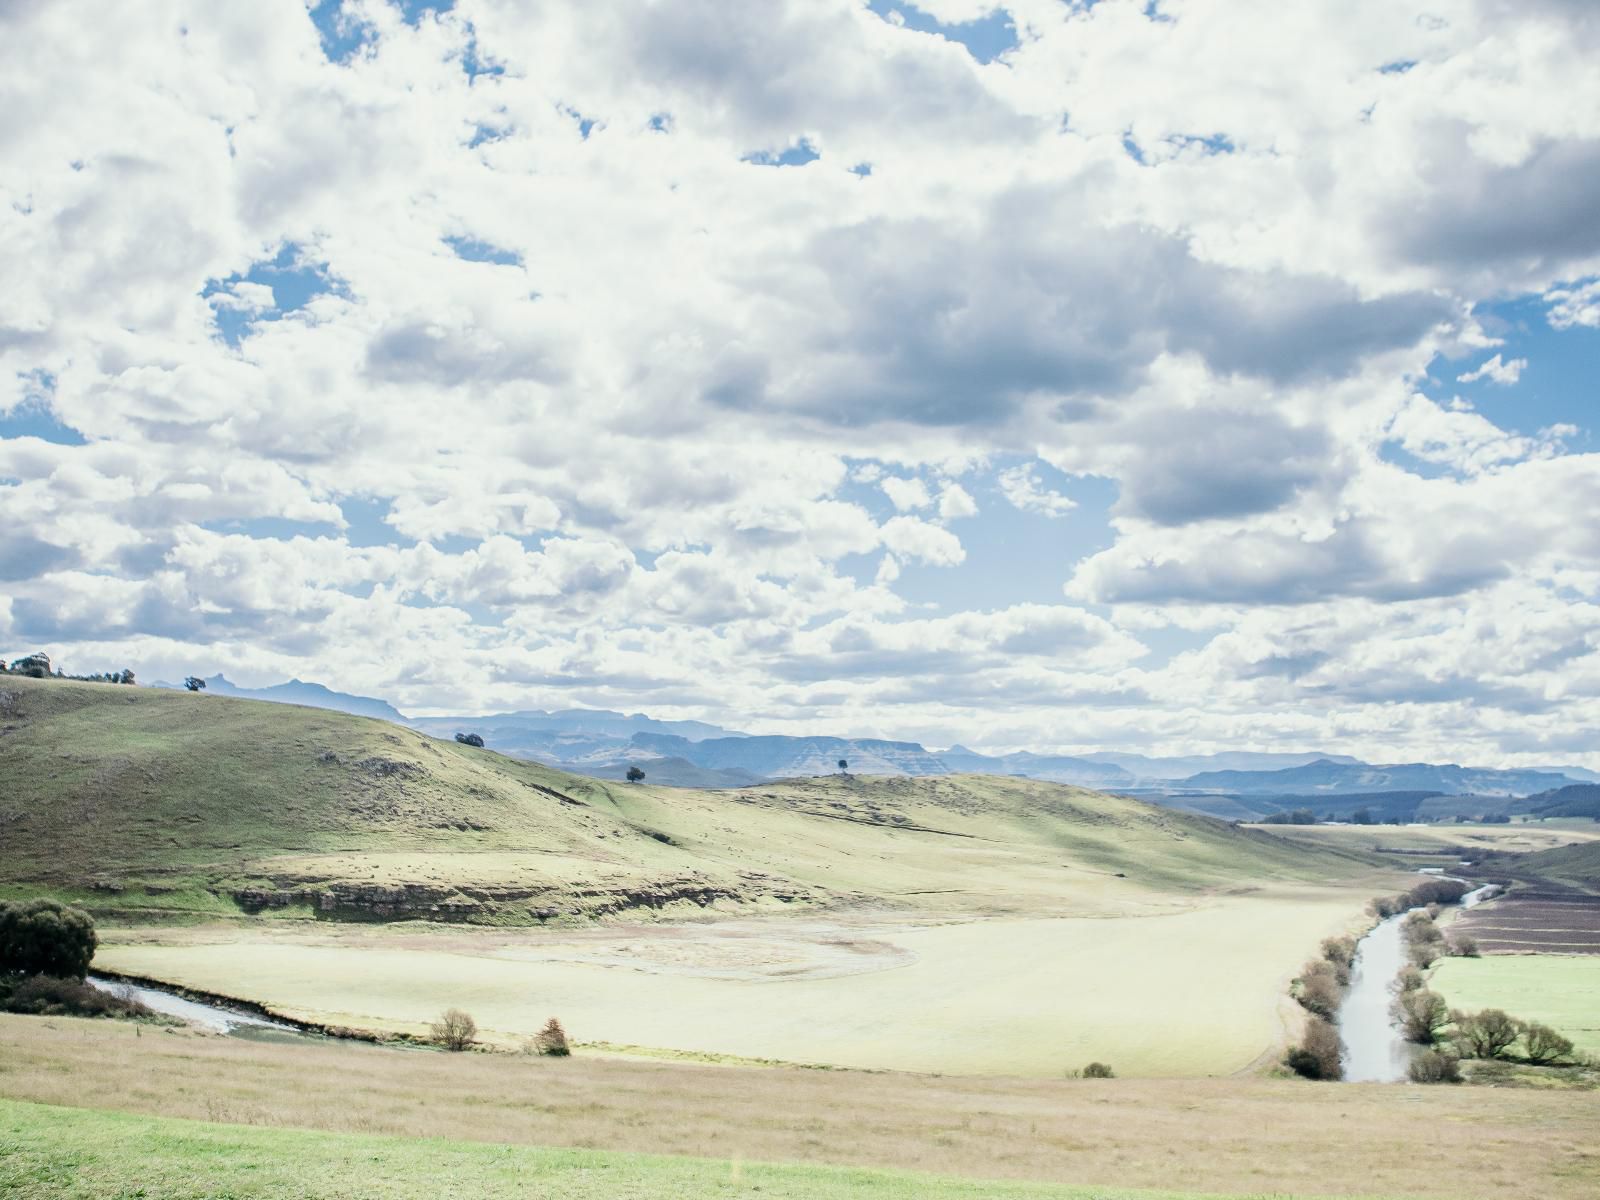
(86, 975), (301, 1035)
(1338, 881), (1494, 1082)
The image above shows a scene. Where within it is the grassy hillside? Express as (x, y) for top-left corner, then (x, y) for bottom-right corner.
(0, 677), (1375, 925)
(1501, 840), (1600, 893)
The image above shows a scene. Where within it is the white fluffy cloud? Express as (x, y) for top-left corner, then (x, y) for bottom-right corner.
(2, 0), (1598, 765)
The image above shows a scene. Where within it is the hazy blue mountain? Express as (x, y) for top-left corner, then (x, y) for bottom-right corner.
(581, 756), (766, 788)
(155, 675), (405, 722)
(1182, 759), (1576, 797)
(631, 733), (950, 778)
(937, 746), (1135, 787)
(408, 708), (734, 746)
(1081, 751), (1361, 780)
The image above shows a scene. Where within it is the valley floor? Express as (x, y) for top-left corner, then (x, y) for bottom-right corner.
(94, 887), (1366, 1077)
(3, 1015), (1598, 1200)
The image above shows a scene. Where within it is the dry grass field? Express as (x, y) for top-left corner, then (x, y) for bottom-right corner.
(3, 1014), (1598, 1199)
(93, 888), (1370, 1077)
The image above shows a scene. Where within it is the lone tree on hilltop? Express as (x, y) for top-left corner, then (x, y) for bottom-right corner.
(183, 676), (206, 692)
(431, 1008), (477, 1051)
(626, 765), (645, 783)
(837, 758), (848, 772)
(0, 899), (98, 980)
(455, 732), (485, 747)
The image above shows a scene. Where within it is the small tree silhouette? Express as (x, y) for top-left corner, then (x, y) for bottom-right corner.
(536, 1017), (571, 1056)
(837, 759), (848, 772)
(183, 676), (206, 692)
(626, 765), (645, 783)
(431, 1008), (477, 1051)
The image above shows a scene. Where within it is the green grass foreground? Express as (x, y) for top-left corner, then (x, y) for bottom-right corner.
(0, 1098), (1377, 1200)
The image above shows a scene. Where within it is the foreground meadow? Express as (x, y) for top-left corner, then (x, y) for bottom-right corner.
(3, 1015), (1597, 1199)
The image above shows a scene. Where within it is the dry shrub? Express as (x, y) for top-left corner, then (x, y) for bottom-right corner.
(2, 975), (150, 1019)
(1447, 934), (1480, 958)
(1393, 965), (1425, 994)
(1407, 1050), (1462, 1084)
(1081, 1061), (1114, 1078)
(535, 1017), (570, 1057)
(432, 1008), (477, 1052)
(1522, 1023), (1574, 1065)
(1285, 1017), (1343, 1081)
(1295, 960), (1343, 1020)
(1391, 989), (1449, 1044)
(1451, 1009), (1520, 1060)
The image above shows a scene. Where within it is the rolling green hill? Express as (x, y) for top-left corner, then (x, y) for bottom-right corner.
(0, 677), (1378, 924)
(1501, 839), (1600, 893)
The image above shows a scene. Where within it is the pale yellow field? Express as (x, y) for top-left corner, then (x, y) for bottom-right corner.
(99, 888), (1365, 1078)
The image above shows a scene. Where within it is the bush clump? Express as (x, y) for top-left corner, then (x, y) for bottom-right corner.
(1391, 989), (1449, 1044)
(535, 1017), (571, 1056)
(432, 1008), (477, 1051)
(1451, 1008), (1521, 1060)
(1407, 1049), (1463, 1084)
(1522, 1022), (1575, 1065)
(0, 975), (150, 1019)
(1285, 1016), (1343, 1080)
(1081, 1061), (1114, 1078)
(0, 898), (98, 980)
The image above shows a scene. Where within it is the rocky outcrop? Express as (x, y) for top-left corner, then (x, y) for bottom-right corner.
(230, 872), (816, 923)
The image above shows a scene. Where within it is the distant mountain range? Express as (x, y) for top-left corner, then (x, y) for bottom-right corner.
(153, 675), (404, 722)
(1180, 758), (1574, 798)
(149, 675), (1596, 800)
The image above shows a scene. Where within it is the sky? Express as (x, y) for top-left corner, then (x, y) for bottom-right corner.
(2, 0), (1598, 766)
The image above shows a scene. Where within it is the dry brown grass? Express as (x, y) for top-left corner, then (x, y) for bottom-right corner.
(3, 1014), (1597, 1199)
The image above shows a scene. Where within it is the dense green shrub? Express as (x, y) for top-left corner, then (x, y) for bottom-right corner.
(1081, 1061), (1114, 1078)
(0, 899), (97, 979)
(1452, 1009), (1521, 1060)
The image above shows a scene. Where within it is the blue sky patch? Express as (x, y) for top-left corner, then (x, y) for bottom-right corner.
(743, 138), (821, 168)
(204, 245), (345, 348)
(868, 1), (1019, 64)
(444, 235), (521, 266)
(0, 378), (87, 446)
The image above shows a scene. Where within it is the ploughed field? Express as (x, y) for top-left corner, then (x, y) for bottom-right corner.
(1448, 888), (1600, 954)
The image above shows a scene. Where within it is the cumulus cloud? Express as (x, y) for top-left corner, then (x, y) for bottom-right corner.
(1, 0), (1598, 765)
(998, 464), (1075, 517)
(1546, 279), (1600, 329)
(1457, 354), (1527, 385)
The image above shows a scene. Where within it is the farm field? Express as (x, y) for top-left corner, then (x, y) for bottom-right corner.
(4, 1015), (1599, 1199)
(1429, 955), (1600, 1057)
(94, 886), (1364, 1077)
(1243, 820), (1600, 861)
(1446, 891), (1600, 954)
